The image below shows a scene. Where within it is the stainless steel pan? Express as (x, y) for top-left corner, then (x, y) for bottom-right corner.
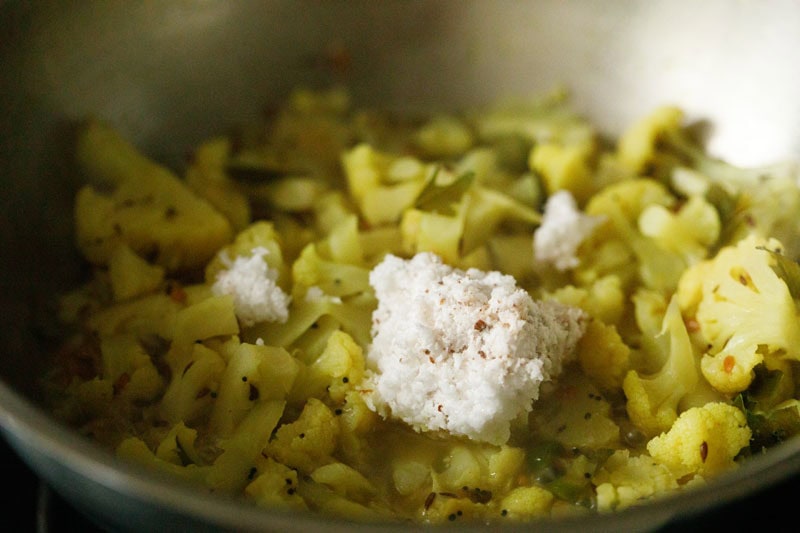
(2, 1), (800, 531)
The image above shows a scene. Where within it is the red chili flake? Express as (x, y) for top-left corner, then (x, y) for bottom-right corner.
(437, 404), (443, 412)
(321, 40), (351, 75)
(57, 338), (101, 382)
(700, 441), (709, 462)
(112, 372), (130, 395)
(182, 360), (195, 376)
(196, 387), (210, 399)
(167, 283), (187, 304)
(723, 355), (736, 373)
(474, 319), (487, 331)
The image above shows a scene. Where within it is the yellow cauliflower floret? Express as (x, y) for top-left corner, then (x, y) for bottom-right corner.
(638, 194), (720, 265)
(74, 120), (233, 272)
(107, 244), (165, 301)
(545, 275), (625, 326)
(646, 402), (751, 478)
(498, 485), (555, 520)
(678, 235), (800, 394)
(264, 398), (341, 473)
(413, 114), (475, 159)
(291, 243), (371, 299)
(529, 140), (596, 204)
(184, 136), (251, 232)
(576, 319), (631, 392)
(245, 456), (307, 510)
(154, 422), (203, 467)
(341, 143), (430, 226)
(310, 462), (377, 503)
(531, 372), (620, 449)
(616, 106), (684, 175)
(400, 207), (464, 265)
(593, 450), (679, 512)
(580, 178), (685, 292)
(117, 436), (209, 484)
(309, 330), (366, 403)
(623, 296), (697, 437)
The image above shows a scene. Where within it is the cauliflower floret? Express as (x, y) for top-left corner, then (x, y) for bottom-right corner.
(341, 143), (430, 226)
(616, 105), (684, 176)
(575, 319), (631, 393)
(529, 138), (598, 202)
(211, 246), (290, 327)
(646, 402), (751, 478)
(497, 486), (555, 520)
(638, 194), (720, 265)
(545, 275), (625, 326)
(413, 114), (475, 158)
(623, 295), (698, 437)
(593, 449), (680, 512)
(245, 456), (307, 510)
(579, 178), (686, 293)
(534, 190), (604, 271)
(263, 398), (340, 474)
(677, 235), (800, 394)
(364, 252), (588, 445)
(291, 243), (370, 299)
(74, 120), (233, 272)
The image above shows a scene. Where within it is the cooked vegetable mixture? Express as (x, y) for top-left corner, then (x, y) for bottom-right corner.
(47, 87), (800, 524)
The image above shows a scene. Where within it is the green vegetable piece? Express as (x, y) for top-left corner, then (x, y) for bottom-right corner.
(526, 440), (567, 478)
(545, 477), (596, 509)
(759, 246), (800, 299)
(736, 365), (800, 453)
(414, 169), (474, 216)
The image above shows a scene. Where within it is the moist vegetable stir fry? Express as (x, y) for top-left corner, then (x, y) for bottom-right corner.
(47, 87), (800, 524)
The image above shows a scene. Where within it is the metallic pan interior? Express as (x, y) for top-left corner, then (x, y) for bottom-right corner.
(2, 1), (800, 531)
